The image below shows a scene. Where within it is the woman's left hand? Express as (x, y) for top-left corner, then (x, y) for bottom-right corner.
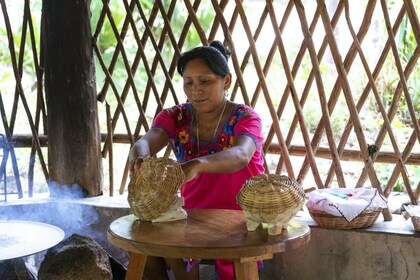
(181, 160), (200, 182)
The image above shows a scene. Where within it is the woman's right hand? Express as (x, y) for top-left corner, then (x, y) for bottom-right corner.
(128, 127), (170, 178)
(129, 157), (145, 178)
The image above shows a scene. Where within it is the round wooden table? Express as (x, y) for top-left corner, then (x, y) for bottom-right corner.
(108, 209), (310, 280)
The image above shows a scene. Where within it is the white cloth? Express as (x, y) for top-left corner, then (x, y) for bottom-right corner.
(152, 196), (187, 223)
(403, 204), (420, 217)
(306, 188), (388, 222)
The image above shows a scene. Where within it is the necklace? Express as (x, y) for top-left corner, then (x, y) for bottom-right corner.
(196, 100), (227, 155)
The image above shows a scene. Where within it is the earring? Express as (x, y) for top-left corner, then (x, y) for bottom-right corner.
(225, 90), (229, 97)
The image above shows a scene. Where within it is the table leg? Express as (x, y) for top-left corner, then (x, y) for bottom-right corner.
(125, 252), (147, 280)
(233, 260), (259, 280)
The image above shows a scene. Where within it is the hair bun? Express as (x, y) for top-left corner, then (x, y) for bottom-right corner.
(210, 40), (230, 61)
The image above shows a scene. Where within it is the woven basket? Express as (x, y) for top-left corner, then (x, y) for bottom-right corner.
(237, 174), (306, 234)
(411, 216), (420, 232)
(127, 157), (185, 221)
(308, 208), (381, 229)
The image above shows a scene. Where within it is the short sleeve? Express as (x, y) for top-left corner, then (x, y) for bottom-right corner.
(233, 105), (263, 149)
(152, 108), (176, 139)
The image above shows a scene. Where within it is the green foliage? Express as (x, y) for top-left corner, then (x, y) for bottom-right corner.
(369, 0), (420, 128)
(376, 163), (420, 193)
(396, 10), (420, 125)
(0, 1), (42, 91)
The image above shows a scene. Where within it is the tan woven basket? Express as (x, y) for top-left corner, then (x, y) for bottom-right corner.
(127, 157), (185, 221)
(411, 216), (420, 232)
(308, 208), (382, 229)
(237, 174), (306, 234)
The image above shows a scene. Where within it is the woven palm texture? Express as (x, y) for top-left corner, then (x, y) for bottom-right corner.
(127, 157), (185, 221)
(411, 216), (420, 232)
(308, 208), (381, 229)
(237, 174), (306, 234)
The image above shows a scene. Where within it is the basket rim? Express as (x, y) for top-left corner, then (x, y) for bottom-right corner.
(237, 174), (305, 211)
(307, 207), (382, 229)
(308, 207), (381, 216)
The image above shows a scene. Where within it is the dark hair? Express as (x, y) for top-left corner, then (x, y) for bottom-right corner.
(177, 41), (231, 78)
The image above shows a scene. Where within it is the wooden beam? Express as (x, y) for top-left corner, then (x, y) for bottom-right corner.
(9, 134), (420, 166)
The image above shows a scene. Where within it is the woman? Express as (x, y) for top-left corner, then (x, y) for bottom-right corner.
(129, 40), (265, 280)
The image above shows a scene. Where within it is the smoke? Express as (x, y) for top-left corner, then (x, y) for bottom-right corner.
(47, 181), (88, 199)
(0, 184), (131, 267)
(0, 185), (99, 237)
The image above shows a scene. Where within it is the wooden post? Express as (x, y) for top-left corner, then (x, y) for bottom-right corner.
(43, 0), (103, 197)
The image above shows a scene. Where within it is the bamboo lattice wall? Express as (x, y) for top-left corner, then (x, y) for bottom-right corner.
(0, 0), (419, 204)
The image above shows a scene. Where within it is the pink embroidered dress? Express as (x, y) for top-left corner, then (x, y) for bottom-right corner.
(152, 102), (265, 210)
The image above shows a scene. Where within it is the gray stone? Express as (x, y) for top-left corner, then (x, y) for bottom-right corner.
(38, 234), (112, 280)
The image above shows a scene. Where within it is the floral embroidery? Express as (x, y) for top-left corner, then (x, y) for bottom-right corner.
(220, 135), (227, 145)
(168, 103), (252, 162)
(229, 136), (234, 146)
(179, 131), (189, 143)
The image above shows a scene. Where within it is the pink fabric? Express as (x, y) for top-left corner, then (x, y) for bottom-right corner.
(215, 259), (234, 280)
(153, 102), (265, 278)
(215, 259), (263, 280)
